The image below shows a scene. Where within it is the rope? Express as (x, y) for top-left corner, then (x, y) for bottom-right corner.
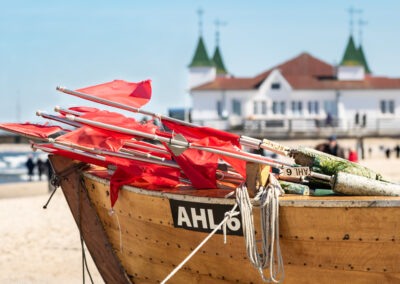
(161, 176), (284, 283)
(161, 203), (239, 284)
(78, 177), (94, 284)
(42, 162), (87, 209)
(108, 209), (123, 253)
(236, 175), (284, 283)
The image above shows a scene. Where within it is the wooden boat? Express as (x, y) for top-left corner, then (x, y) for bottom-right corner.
(50, 155), (400, 284)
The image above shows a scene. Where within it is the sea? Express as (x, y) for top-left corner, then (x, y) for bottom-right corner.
(0, 150), (49, 184)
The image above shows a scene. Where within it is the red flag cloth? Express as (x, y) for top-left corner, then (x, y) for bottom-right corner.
(0, 123), (66, 139)
(35, 144), (110, 168)
(37, 144), (183, 207)
(56, 126), (132, 152)
(161, 120), (246, 177)
(107, 156), (182, 207)
(122, 140), (171, 160)
(162, 120), (241, 147)
(76, 79), (151, 108)
(163, 136), (219, 189)
(58, 106), (100, 116)
(79, 110), (160, 135)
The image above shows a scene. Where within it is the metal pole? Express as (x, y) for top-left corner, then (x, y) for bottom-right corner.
(36, 110), (82, 128)
(55, 88), (292, 155)
(65, 114), (292, 171)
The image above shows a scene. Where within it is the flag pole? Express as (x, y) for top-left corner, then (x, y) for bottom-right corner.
(37, 108), (246, 180)
(37, 141), (237, 189)
(36, 110), (82, 128)
(55, 87), (291, 154)
(64, 114), (306, 175)
(53, 106), (294, 168)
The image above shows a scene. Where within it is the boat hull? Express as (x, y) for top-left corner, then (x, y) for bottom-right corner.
(50, 156), (400, 283)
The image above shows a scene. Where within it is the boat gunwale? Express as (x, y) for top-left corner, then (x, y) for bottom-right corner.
(83, 171), (400, 208)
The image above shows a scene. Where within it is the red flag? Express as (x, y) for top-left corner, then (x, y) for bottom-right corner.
(0, 123), (66, 139)
(79, 110), (160, 135)
(163, 136), (219, 189)
(35, 144), (109, 168)
(58, 106), (99, 116)
(123, 140), (171, 160)
(76, 79), (151, 108)
(108, 156), (183, 207)
(162, 120), (241, 147)
(56, 126), (132, 152)
(162, 120), (246, 177)
(37, 143), (183, 207)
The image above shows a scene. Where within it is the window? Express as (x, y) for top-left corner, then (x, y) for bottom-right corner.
(308, 101), (319, 114)
(271, 83), (281, 90)
(381, 100), (395, 114)
(272, 101), (278, 114)
(314, 101), (319, 114)
(389, 100), (395, 114)
(291, 101), (302, 114)
(232, 99), (241, 116)
(280, 102), (286, 114)
(254, 101), (267, 115)
(253, 101), (258, 115)
(291, 101), (296, 113)
(272, 101), (286, 115)
(261, 101), (267, 115)
(217, 101), (222, 117)
(380, 101), (386, 113)
(324, 100), (337, 116)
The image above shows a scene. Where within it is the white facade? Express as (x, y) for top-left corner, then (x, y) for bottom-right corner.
(188, 66), (216, 89)
(190, 69), (400, 135)
(337, 66), (365, 81)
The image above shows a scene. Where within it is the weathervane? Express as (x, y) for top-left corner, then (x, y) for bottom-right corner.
(197, 8), (204, 36)
(214, 19), (227, 46)
(358, 17), (368, 45)
(348, 6), (362, 35)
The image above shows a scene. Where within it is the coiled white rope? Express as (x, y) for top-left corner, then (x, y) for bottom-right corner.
(236, 175), (284, 283)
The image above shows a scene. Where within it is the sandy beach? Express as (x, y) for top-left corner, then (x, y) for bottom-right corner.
(0, 182), (104, 284)
(1, 138), (400, 283)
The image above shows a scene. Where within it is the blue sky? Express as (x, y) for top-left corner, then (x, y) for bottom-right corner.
(1, 0), (399, 123)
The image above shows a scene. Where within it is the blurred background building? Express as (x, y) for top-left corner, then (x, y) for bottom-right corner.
(187, 32), (400, 138)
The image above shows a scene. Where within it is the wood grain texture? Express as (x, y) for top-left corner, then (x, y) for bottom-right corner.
(49, 156), (132, 284)
(83, 171), (400, 283)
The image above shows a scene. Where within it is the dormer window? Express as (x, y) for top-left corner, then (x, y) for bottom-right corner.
(271, 83), (281, 90)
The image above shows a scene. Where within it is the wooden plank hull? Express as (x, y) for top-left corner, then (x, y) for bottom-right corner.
(51, 156), (400, 283)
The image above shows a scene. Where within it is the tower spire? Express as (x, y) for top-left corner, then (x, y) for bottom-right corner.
(214, 19), (227, 47)
(358, 17), (368, 45)
(197, 8), (203, 36)
(348, 6), (362, 36)
(212, 19), (228, 75)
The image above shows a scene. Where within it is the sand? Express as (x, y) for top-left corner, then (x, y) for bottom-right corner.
(1, 138), (400, 283)
(0, 182), (104, 284)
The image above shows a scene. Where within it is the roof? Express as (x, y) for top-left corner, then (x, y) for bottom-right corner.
(212, 46), (228, 75)
(192, 52), (400, 91)
(340, 36), (362, 66)
(358, 45), (371, 74)
(188, 37), (215, 68)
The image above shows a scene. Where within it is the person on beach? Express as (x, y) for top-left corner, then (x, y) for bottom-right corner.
(394, 145), (400, 158)
(26, 155), (35, 181)
(316, 135), (345, 158)
(37, 158), (44, 180)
